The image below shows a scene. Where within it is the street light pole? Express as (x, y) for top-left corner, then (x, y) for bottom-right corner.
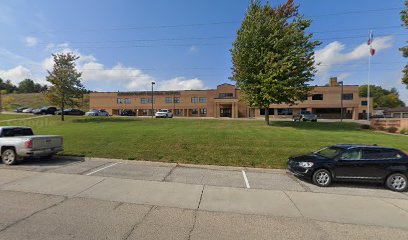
(151, 81), (155, 117)
(339, 81), (344, 122)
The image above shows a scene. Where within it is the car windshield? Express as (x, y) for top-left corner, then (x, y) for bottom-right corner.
(315, 147), (344, 158)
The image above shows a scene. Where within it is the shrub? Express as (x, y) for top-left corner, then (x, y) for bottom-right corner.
(376, 126), (386, 131)
(360, 124), (371, 130)
(387, 127), (398, 133)
(400, 128), (408, 135)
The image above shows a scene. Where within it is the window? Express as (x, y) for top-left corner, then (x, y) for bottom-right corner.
(315, 147), (344, 159)
(219, 93), (234, 98)
(362, 148), (403, 160)
(393, 113), (402, 118)
(278, 108), (293, 115)
(1, 128), (34, 137)
(165, 97), (172, 104)
(141, 98), (147, 104)
(174, 97), (180, 103)
(342, 93), (353, 100)
(361, 101), (368, 106)
(125, 98), (131, 104)
(260, 108), (274, 115)
(199, 97), (206, 103)
(117, 98), (123, 104)
(340, 149), (362, 160)
(191, 97), (198, 103)
(192, 109), (198, 114)
(142, 109), (148, 115)
(312, 94), (323, 100)
(403, 113), (408, 118)
(148, 98), (154, 104)
(200, 108), (207, 115)
(174, 109), (182, 115)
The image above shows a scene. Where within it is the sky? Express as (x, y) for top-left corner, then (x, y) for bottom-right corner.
(0, 0), (407, 104)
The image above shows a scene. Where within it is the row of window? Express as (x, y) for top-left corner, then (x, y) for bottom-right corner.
(117, 97), (207, 104)
(260, 108), (293, 116)
(311, 93), (354, 101)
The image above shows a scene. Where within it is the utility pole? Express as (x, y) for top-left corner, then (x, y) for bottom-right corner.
(339, 81), (344, 122)
(151, 81), (155, 117)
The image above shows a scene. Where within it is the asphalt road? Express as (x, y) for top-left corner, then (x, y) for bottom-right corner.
(0, 157), (408, 240)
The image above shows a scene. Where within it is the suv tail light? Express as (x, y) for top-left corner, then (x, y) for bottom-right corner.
(24, 139), (33, 149)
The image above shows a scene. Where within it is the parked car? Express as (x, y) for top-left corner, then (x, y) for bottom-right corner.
(155, 109), (173, 118)
(293, 111), (317, 122)
(33, 107), (58, 115)
(0, 126), (63, 165)
(288, 145), (408, 192)
(121, 109), (136, 116)
(14, 107), (27, 113)
(85, 109), (109, 116)
(22, 108), (34, 113)
(55, 109), (85, 116)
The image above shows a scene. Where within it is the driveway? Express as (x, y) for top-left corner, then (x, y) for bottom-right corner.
(0, 157), (407, 240)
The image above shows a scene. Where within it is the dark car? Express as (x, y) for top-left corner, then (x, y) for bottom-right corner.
(55, 109), (85, 116)
(292, 111), (317, 122)
(288, 145), (408, 192)
(33, 107), (58, 115)
(121, 109), (136, 116)
(14, 107), (27, 113)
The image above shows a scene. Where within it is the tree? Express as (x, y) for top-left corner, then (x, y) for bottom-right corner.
(359, 85), (405, 108)
(17, 79), (36, 93)
(45, 53), (84, 121)
(230, 0), (320, 125)
(400, 1), (408, 87)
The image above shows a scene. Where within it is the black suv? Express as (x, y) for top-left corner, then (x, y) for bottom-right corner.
(288, 145), (408, 192)
(33, 107), (58, 115)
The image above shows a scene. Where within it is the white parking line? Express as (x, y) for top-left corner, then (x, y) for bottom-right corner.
(85, 162), (121, 176)
(242, 170), (250, 189)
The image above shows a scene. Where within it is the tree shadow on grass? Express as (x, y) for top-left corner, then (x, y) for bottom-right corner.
(269, 121), (363, 132)
(72, 117), (141, 124)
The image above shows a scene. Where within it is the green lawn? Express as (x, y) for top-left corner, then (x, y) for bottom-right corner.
(2, 116), (407, 168)
(0, 114), (35, 121)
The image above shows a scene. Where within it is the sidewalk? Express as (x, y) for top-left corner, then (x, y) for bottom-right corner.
(1, 167), (408, 230)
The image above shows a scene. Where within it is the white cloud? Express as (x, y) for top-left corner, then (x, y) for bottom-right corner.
(0, 66), (32, 84)
(40, 44), (207, 91)
(24, 36), (38, 47)
(315, 35), (394, 78)
(158, 77), (207, 90)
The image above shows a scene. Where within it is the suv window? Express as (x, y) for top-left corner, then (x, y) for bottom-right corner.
(362, 148), (402, 160)
(340, 149), (362, 160)
(1, 128), (34, 137)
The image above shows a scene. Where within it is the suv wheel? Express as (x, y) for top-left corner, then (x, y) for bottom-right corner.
(386, 173), (407, 192)
(2, 149), (17, 165)
(312, 169), (332, 187)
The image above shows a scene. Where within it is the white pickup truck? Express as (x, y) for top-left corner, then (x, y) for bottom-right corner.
(0, 126), (63, 165)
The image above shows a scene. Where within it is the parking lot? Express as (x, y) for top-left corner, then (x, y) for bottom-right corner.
(1, 157), (408, 239)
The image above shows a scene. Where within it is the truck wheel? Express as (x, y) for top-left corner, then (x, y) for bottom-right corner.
(2, 149), (18, 165)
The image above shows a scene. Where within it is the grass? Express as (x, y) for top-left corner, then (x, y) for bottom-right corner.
(0, 114), (37, 121)
(2, 116), (407, 168)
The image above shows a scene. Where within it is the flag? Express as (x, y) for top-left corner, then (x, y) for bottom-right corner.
(368, 31), (375, 56)
(367, 31), (374, 45)
(370, 47), (376, 56)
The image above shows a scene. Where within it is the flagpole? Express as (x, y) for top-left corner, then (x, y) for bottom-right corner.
(367, 30), (372, 122)
(367, 50), (371, 122)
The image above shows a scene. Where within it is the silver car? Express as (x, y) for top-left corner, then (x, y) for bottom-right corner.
(293, 111), (317, 122)
(85, 109), (109, 116)
(155, 109), (173, 118)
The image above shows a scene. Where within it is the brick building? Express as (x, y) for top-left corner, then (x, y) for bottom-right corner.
(89, 77), (372, 120)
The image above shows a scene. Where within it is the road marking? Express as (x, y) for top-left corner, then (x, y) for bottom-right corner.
(242, 170), (250, 189)
(85, 162), (121, 176)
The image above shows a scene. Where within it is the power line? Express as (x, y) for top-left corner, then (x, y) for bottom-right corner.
(29, 7), (402, 34)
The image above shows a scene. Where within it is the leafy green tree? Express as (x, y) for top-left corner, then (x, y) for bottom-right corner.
(17, 79), (36, 93)
(359, 85), (405, 108)
(45, 53), (84, 121)
(400, 1), (408, 87)
(230, 0), (320, 125)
